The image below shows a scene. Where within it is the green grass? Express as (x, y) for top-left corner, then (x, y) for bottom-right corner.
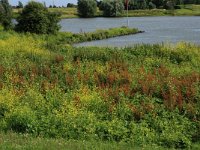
(0, 132), (169, 150)
(124, 9), (169, 17)
(48, 8), (78, 18)
(0, 132), (200, 149)
(174, 5), (200, 16)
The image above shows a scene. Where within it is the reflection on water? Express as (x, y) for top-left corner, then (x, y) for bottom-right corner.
(60, 16), (200, 47)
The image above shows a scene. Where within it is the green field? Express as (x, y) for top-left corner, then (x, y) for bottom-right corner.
(13, 5), (200, 18)
(0, 27), (200, 149)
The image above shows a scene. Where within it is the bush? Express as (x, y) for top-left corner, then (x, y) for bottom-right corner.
(7, 106), (36, 133)
(0, 0), (13, 30)
(149, 2), (156, 9)
(15, 1), (61, 34)
(164, 1), (175, 10)
(17, 1), (23, 8)
(174, 5), (181, 9)
(77, 0), (97, 17)
(100, 0), (124, 17)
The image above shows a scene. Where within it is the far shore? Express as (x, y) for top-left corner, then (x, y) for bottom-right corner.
(13, 4), (200, 19)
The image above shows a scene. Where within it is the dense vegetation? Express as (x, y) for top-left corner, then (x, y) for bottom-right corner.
(99, 0), (125, 17)
(98, 0), (200, 10)
(15, 1), (60, 34)
(1, 1), (200, 149)
(0, 29), (200, 149)
(77, 0), (97, 17)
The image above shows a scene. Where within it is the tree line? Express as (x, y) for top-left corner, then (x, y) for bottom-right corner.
(78, 0), (200, 17)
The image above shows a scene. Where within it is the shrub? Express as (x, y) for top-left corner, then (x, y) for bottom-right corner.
(17, 1), (23, 8)
(7, 106), (36, 133)
(164, 1), (175, 10)
(15, 1), (61, 34)
(174, 5), (181, 9)
(149, 2), (156, 9)
(77, 0), (97, 17)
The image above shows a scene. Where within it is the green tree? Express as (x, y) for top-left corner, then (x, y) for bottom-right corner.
(77, 0), (97, 17)
(164, 1), (175, 10)
(100, 0), (124, 17)
(0, 0), (13, 30)
(17, 1), (23, 8)
(151, 0), (165, 8)
(67, 3), (76, 7)
(137, 0), (147, 9)
(15, 1), (61, 34)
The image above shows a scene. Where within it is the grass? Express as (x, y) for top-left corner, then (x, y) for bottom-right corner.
(0, 132), (200, 150)
(174, 5), (200, 16)
(13, 5), (200, 19)
(124, 9), (169, 17)
(0, 132), (168, 150)
(48, 8), (78, 18)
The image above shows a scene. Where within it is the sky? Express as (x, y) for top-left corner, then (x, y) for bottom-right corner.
(10, 0), (77, 6)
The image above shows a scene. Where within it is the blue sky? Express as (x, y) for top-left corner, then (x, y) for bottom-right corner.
(10, 0), (77, 6)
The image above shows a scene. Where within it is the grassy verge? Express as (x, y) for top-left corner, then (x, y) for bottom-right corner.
(13, 5), (200, 19)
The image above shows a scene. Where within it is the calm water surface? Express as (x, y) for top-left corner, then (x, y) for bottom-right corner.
(60, 16), (200, 47)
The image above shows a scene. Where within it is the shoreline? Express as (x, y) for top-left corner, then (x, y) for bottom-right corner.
(13, 5), (200, 19)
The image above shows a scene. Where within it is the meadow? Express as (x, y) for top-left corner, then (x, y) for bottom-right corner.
(0, 27), (200, 149)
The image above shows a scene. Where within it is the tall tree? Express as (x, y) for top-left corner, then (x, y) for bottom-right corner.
(15, 1), (61, 34)
(77, 0), (97, 17)
(100, 0), (124, 17)
(0, 0), (13, 30)
(17, 1), (23, 8)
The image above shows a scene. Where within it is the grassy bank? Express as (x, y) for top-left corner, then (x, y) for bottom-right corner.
(13, 5), (200, 18)
(51, 27), (141, 45)
(0, 30), (200, 149)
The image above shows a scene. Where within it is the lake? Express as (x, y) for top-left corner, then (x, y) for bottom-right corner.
(60, 16), (200, 47)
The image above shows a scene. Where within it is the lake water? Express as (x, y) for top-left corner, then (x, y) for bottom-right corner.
(60, 16), (200, 47)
